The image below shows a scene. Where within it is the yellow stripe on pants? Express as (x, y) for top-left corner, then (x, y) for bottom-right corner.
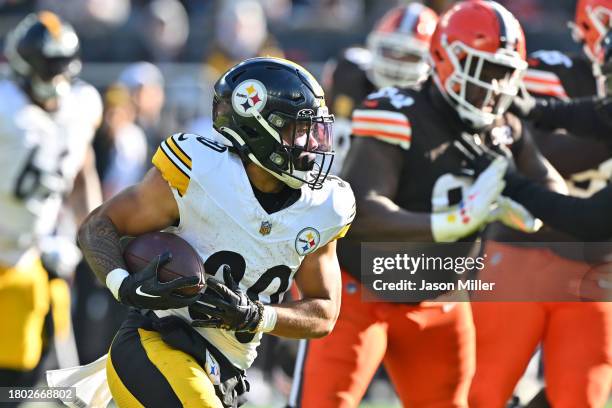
(106, 353), (145, 408)
(137, 328), (223, 408)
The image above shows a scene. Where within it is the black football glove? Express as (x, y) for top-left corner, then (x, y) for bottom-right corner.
(454, 133), (530, 198)
(454, 133), (504, 175)
(119, 251), (200, 310)
(190, 266), (262, 332)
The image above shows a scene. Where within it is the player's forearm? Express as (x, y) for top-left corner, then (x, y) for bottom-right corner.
(349, 195), (434, 241)
(268, 298), (338, 339)
(533, 96), (612, 141)
(504, 172), (612, 240)
(515, 124), (568, 194)
(537, 159), (569, 194)
(77, 209), (127, 284)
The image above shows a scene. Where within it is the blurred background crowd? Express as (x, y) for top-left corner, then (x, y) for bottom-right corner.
(0, 0), (597, 406)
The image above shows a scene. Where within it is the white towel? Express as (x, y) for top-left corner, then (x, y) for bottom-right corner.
(46, 354), (112, 408)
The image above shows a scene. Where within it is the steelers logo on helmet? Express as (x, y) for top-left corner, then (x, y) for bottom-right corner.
(295, 227), (320, 256)
(231, 79), (268, 117)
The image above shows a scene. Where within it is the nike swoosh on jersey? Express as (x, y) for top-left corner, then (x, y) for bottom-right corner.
(136, 286), (161, 298)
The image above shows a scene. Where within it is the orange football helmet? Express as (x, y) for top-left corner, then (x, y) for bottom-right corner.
(570, 0), (612, 65)
(429, 0), (527, 128)
(367, 3), (439, 88)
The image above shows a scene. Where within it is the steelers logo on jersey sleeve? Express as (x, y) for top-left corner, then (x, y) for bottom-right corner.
(295, 227), (320, 256)
(232, 79), (268, 117)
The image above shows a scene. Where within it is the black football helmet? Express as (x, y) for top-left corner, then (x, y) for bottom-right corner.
(213, 57), (334, 189)
(4, 11), (81, 104)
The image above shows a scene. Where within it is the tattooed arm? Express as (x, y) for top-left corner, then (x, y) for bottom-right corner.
(78, 167), (196, 308)
(77, 211), (125, 284)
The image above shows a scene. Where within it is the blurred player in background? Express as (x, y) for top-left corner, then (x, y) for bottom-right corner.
(95, 84), (148, 200)
(289, 5), (437, 401)
(322, 3), (438, 173)
(469, 1), (612, 407)
(293, 2), (562, 407)
(521, 0), (612, 195)
(0, 11), (102, 393)
(117, 62), (166, 148)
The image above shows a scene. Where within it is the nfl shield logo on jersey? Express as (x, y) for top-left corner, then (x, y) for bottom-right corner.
(204, 350), (221, 386)
(259, 221), (272, 236)
(295, 227), (320, 256)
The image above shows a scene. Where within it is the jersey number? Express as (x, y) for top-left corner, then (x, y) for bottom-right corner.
(189, 250), (292, 343)
(530, 50), (572, 68)
(14, 146), (68, 204)
(367, 87), (414, 109)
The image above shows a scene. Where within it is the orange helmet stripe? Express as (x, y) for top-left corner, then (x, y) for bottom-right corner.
(38, 11), (62, 39)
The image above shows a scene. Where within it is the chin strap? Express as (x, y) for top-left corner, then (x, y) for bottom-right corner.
(218, 126), (252, 161)
(218, 126), (305, 189)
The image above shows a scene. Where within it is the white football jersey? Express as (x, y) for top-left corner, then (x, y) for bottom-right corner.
(152, 132), (355, 370)
(0, 79), (102, 265)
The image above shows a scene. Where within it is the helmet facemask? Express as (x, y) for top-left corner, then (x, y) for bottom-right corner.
(437, 36), (527, 128)
(29, 57), (80, 103)
(368, 32), (430, 88)
(29, 73), (70, 102)
(258, 107), (334, 190)
(221, 105), (335, 190)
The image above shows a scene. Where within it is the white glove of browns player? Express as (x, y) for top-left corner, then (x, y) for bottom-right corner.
(431, 157), (507, 242)
(487, 195), (543, 233)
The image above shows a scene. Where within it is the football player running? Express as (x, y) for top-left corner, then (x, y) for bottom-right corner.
(323, 3), (438, 173)
(77, 58), (354, 407)
(0, 12), (102, 393)
(294, 2), (565, 407)
(468, 1), (612, 407)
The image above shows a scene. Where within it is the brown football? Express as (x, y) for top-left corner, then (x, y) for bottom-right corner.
(123, 232), (206, 296)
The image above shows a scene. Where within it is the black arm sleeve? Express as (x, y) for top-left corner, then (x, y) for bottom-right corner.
(531, 96), (612, 142)
(503, 172), (612, 240)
